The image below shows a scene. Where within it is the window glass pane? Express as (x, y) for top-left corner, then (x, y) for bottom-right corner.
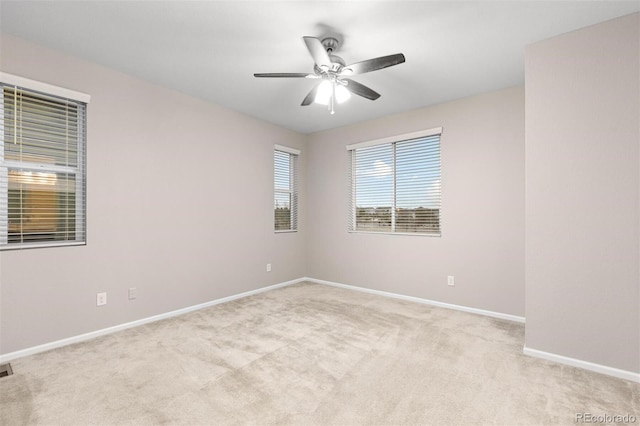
(395, 136), (441, 233)
(3, 88), (79, 167)
(274, 150), (290, 191)
(8, 170), (77, 243)
(354, 144), (393, 232)
(274, 191), (291, 231)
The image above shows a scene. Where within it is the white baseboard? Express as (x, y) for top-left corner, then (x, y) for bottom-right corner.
(522, 346), (640, 383)
(308, 277), (640, 383)
(0, 277), (305, 364)
(0, 277), (524, 364)
(3, 276), (636, 384)
(303, 277), (526, 323)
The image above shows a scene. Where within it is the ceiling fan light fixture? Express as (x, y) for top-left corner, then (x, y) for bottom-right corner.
(314, 80), (351, 106)
(335, 84), (351, 104)
(314, 80), (332, 105)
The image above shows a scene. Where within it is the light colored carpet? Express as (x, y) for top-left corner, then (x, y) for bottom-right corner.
(1, 282), (638, 425)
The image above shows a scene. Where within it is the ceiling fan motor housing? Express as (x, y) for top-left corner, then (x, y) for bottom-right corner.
(314, 37), (345, 74)
(321, 37), (339, 53)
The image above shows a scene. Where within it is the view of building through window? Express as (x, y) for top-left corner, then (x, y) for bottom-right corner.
(7, 173), (77, 243)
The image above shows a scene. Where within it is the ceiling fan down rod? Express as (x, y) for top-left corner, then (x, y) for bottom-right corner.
(330, 82), (335, 115)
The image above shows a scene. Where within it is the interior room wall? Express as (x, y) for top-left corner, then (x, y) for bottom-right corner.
(0, 34), (307, 355)
(306, 87), (525, 317)
(525, 13), (639, 373)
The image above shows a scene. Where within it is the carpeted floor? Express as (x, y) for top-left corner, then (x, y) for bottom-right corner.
(1, 282), (638, 425)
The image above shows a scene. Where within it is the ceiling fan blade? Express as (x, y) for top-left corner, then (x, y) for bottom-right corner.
(341, 53), (406, 75)
(254, 73), (316, 78)
(303, 36), (331, 69)
(301, 83), (321, 106)
(343, 79), (381, 100)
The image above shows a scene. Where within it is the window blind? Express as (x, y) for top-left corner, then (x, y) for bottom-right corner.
(348, 131), (441, 235)
(0, 80), (87, 249)
(274, 146), (299, 232)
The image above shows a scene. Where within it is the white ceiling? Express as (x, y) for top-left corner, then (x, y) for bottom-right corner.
(1, 1), (638, 134)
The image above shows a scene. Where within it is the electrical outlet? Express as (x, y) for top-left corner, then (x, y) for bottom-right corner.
(266, 263), (272, 272)
(128, 287), (137, 300)
(447, 276), (455, 287)
(96, 292), (107, 306)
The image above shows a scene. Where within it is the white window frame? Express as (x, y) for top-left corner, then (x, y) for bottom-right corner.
(274, 144), (299, 233)
(347, 127), (442, 237)
(0, 72), (90, 250)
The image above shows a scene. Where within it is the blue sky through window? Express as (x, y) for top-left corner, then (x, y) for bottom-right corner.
(354, 136), (440, 209)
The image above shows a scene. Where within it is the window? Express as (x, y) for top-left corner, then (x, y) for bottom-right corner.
(274, 145), (299, 232)
(347, 127), (442, 236)
(0, 73), (89, 250)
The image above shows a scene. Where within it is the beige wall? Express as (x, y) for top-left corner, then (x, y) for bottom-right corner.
(306, 87), (525, 317)
(525, 13), (639, 373)
(0, 35), (307, 354)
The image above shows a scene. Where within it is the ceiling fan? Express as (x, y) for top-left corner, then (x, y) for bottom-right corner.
(254, 36), (405, 114)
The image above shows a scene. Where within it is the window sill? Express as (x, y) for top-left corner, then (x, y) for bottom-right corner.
(348, 230), (441, 237)
(0, 241), (86, 251)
